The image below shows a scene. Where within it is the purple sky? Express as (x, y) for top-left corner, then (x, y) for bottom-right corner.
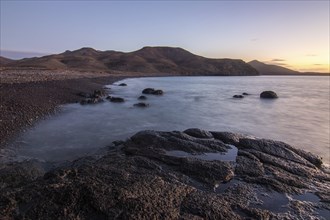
(0, 1), (329, 72)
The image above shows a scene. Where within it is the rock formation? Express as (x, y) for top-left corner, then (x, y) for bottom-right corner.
(0, 129), (329, 219)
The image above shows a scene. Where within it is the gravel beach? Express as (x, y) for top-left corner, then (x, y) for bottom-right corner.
(0, 68), (133, 148)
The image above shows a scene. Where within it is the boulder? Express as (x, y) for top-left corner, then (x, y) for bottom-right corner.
(93, 90), (105, 98)
(142, 88), (155, 94)
(106, 96), (125, 103)
(80, 98), (103, 105)
(138, 95), (147, 100)
(233, 95), (244, 98)
(142, 88), (164, 95)
(133, 102), (149, 107)
(153, 90), (163, 95)
(260, 91), (278, 99)
(242, 92), (250, 96)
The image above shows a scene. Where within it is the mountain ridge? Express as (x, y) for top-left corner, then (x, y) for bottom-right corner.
(248, 60), (329, 75)
(2, 47), (259, 76)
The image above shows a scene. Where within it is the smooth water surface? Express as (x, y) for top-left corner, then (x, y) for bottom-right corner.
(8, 76), (330, 164)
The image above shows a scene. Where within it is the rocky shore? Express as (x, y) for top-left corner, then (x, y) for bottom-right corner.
(0, 129), (329, 219)
(1, 69), (329, 219)
(0, 69), (135, 148)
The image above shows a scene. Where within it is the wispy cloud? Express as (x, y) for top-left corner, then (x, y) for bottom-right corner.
(271, 59), (286, 62)
(306, 54), (317, 57)
(313, 64), (322, 66)
(0, 50), (49, 59)
(250, 38), (258, 42)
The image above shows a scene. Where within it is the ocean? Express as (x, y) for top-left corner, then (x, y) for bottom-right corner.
(9, 76), (330, 165)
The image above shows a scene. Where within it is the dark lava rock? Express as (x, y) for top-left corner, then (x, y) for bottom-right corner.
(142, 88), (164, 95)
(142, 88), (155, 94)
(106, 96), (125, 103)
(118, 83), (127, 86)
(1, 129), (329, 219)
(233, 95), (244, 98)
(80, 97), (104, 105)
(260, 91), (278, 99)
(133, 102), (149, 107)
(153, 89), (163, 95)
(138, 95), (147, 100)
(184, 128), (214, 139)
(93, 90), (104, 98)
(78, 90), (106, 100)
(242, 92), (249, 96)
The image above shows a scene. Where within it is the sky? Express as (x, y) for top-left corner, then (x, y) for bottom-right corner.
(0, 0), (329, 72)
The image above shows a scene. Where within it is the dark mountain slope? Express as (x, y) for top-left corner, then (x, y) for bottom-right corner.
(4, 47), (259, 76)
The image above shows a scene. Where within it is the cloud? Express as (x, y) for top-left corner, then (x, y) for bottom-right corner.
(0, 50), (49, 59)
(306, 54), (317, 57)
(271, 59), (286, 62)
(313, 64), (322, 66)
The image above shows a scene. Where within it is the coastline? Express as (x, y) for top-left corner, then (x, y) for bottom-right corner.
(0, 70), (329, 218)
(0, 69), (143, 148)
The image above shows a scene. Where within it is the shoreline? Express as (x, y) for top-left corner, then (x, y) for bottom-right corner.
(0, 72), (142, 149)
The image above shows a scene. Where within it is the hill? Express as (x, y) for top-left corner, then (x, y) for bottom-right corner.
(0, 56), (14, 65)
(248, 60), (299, 75)
(3, 47), (259, 76)
(248, 60), (329, 75)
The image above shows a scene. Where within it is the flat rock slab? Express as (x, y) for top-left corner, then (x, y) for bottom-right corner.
(0, 129), (329, 219)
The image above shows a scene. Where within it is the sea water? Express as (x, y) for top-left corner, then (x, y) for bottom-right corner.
(8, 76), (330, 164)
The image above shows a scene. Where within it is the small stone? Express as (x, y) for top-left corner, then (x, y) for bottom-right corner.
(133, 102), (149, 107)
(233, 95), (244, 98)
(106, 96), (125, 103)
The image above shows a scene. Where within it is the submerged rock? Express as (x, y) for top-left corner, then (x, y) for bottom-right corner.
(106, 96), (125, 103)
(80, 97), (104, 105)
(133, 102), (149, 107)
(260, 91), (278, 99)
(138, 95), (147, 100)
(118, 83), (127, 86)
(242, 92), (250, 96)
(233, 95), (244, 98)
(142, 88), (164, 95)
(0, 129), (329, 219)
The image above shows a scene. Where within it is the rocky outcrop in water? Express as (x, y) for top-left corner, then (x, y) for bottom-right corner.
(260, 91), (278, 99)
(133, 102), (149, 108)
(0, 129), (329, 219)
(138, 95), (147, 100)
(142, 88), (164, 95)
(106, 96), (125, 103)
(233, 95), (244, 99)
(79, 90), (107, 105)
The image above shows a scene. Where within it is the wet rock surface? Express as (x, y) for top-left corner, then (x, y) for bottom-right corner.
(0, 129), (329, 219)
(133, 102), (149, 108)
(260, 90), (278, 99)
(106, 96), (125, 103)
(142, 88), (164, 95)
(138, 95), (147, 100)
(233, 95), (244, 98)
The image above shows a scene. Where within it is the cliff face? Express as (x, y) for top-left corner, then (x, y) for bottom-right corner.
(4, 47), (259, 76)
